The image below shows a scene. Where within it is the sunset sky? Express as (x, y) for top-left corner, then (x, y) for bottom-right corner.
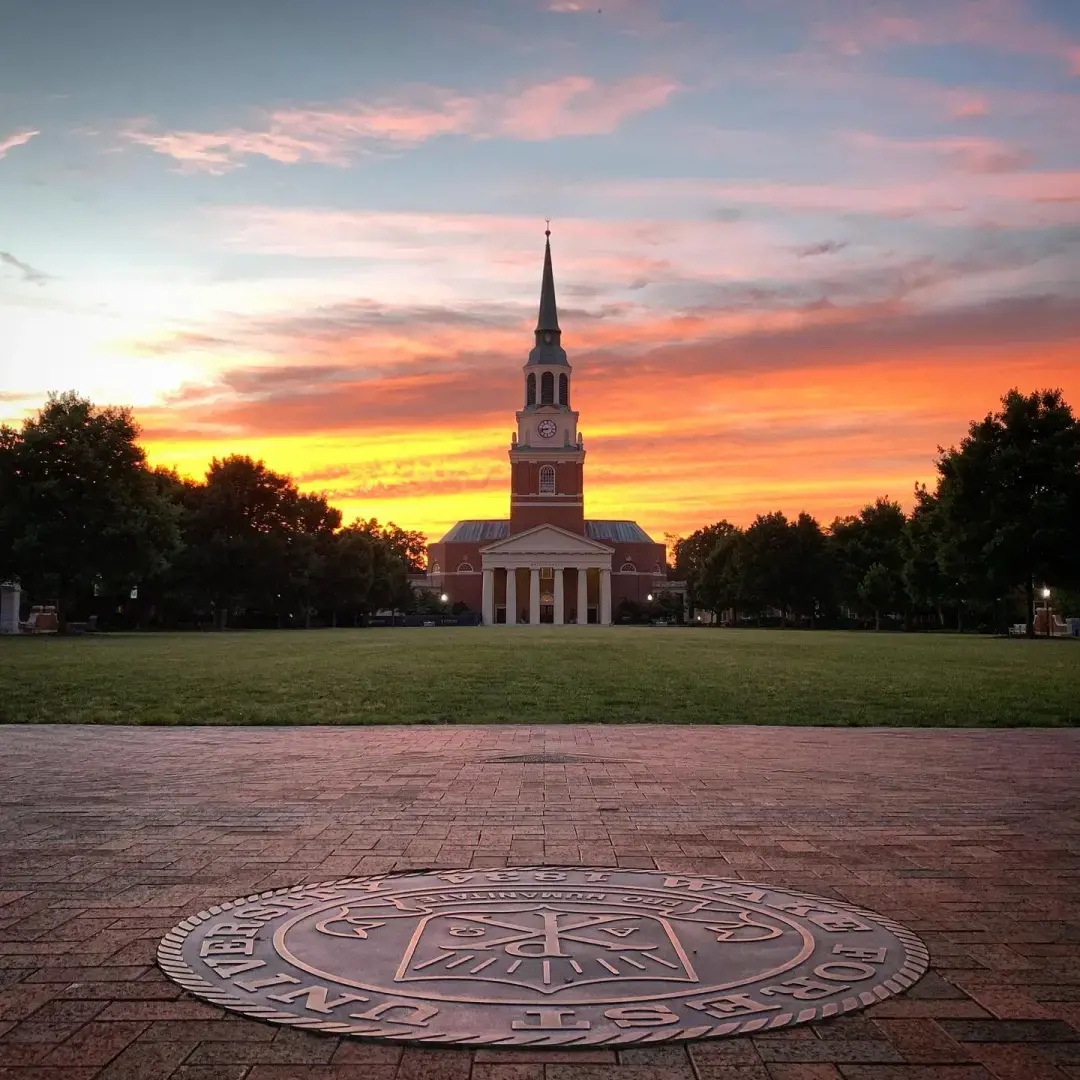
(1, 0), (1078, 548)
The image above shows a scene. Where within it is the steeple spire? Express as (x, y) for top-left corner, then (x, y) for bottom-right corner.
(526, 223), (568, 368)
(536, 222), (560, 333)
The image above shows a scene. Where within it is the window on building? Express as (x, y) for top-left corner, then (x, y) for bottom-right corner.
(526, 372), (536, 407)
(456, 562), (474, 572)
(559, 372), (569, 406)
(620, 562), (637, 572)
(540, 371), (555, 404)
(431, 562), (441, 573)
(540, 566), (554, 579)
(653, 563), (662, 574)
(539, 464), (556, 493)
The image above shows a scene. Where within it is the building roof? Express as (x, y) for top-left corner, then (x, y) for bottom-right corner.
(585, 520), (656, 544)
(439, 520), (510, 543)
(439, 519), (657, 545)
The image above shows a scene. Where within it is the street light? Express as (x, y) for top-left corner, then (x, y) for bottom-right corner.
(440, 593), (449, 603)
(646, 593), (654, 602)
(1042, 587), (1051, 638)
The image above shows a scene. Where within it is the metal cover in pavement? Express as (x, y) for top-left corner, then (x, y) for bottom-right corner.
(158, 866), (929, 1047)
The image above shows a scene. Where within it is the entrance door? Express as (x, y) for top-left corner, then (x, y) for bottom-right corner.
(540, 604), (554, 624)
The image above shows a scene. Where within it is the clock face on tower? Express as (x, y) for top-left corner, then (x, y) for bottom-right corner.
(537, 419), (557, 439)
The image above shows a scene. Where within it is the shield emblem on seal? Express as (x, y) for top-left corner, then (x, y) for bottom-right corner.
(395, 904), (698, 994)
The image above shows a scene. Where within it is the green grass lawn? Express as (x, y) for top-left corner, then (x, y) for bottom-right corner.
(1, 627), (1076, 726)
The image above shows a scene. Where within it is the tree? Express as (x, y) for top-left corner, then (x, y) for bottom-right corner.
(789, 512), (831, 626)
(181, 455), (339, 629)
(740, 512), (799, 624)
(314, 527), (376, 627)
(0, 392), (180, 621)
(858, 563), (895, 631)
(934, 388), (1080, 636)
(902, 484), (953, 629)
(653, 590), (684, 623)
(829, 498), (907, 624)
(696, 528), (746, 622)
(352, 519), (428, 573)
(673, 521), (738, 616)
(348, 519), (416, 621)
(286, 492), (343, 627)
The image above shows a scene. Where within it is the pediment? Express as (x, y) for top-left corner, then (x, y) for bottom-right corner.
(480, 524), (614, 556)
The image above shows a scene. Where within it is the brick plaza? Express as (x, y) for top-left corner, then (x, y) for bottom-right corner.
(1, 724), (1078, 1079)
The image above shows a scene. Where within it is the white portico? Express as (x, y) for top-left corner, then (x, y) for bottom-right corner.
(479, 524), (615, 625)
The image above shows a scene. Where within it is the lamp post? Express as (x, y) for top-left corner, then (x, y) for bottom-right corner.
(1042, 587), (1051, 638)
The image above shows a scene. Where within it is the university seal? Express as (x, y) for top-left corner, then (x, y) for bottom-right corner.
(157, 867), (928, 1045)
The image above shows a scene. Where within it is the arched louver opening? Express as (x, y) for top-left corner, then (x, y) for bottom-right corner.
(540, 371), (555, 405)
(539, 465), (556, 493)
(620, 562), (637, 572)
(526, 373), (536, 407)
(457, 562), (474, 572)
(559, 372), (569, 406)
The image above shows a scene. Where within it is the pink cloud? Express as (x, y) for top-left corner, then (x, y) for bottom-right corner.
(0, 129), (39, 159)
(493, 75), (678, 140)
(120, 124), (344, 174)
(590, 171), (1080, 227)
(209, 209), (774, 289)
(121, 75), (678, 173)
(268, 90), (478, 149)
(950, 94), (990, 119)
(847, 132), (1035, 174)
(818, 0), (1080, 75)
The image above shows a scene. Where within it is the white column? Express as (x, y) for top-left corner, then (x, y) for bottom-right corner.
(553, 567), (565, 625)
(505, 566), (517, 624)
(600, 568), (612, 626)
(577, 567), (588, 624)
(482, 568), (495, 625)
(529, 569), (541, 625)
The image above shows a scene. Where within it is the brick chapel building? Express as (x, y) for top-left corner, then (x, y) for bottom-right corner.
(425, 230), (668, 624)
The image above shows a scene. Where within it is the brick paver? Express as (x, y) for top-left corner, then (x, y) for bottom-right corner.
(0, 724), (1077, 1079)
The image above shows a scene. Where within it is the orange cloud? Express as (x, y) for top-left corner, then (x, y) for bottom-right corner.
(121, 75), (679, 172)
(137, 285), (1080, 544)
(142, 342), (1078, 544)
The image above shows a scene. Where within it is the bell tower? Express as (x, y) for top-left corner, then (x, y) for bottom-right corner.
(509, 227), (585, 535)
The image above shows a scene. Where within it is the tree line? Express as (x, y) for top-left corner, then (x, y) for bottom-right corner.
(3, 386), (1077, 634)
(0, 392), (427, 629)
(670, 389), (1080, 635)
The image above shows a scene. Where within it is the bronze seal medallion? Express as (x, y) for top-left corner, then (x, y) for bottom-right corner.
(158, 867), (928, 1046)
